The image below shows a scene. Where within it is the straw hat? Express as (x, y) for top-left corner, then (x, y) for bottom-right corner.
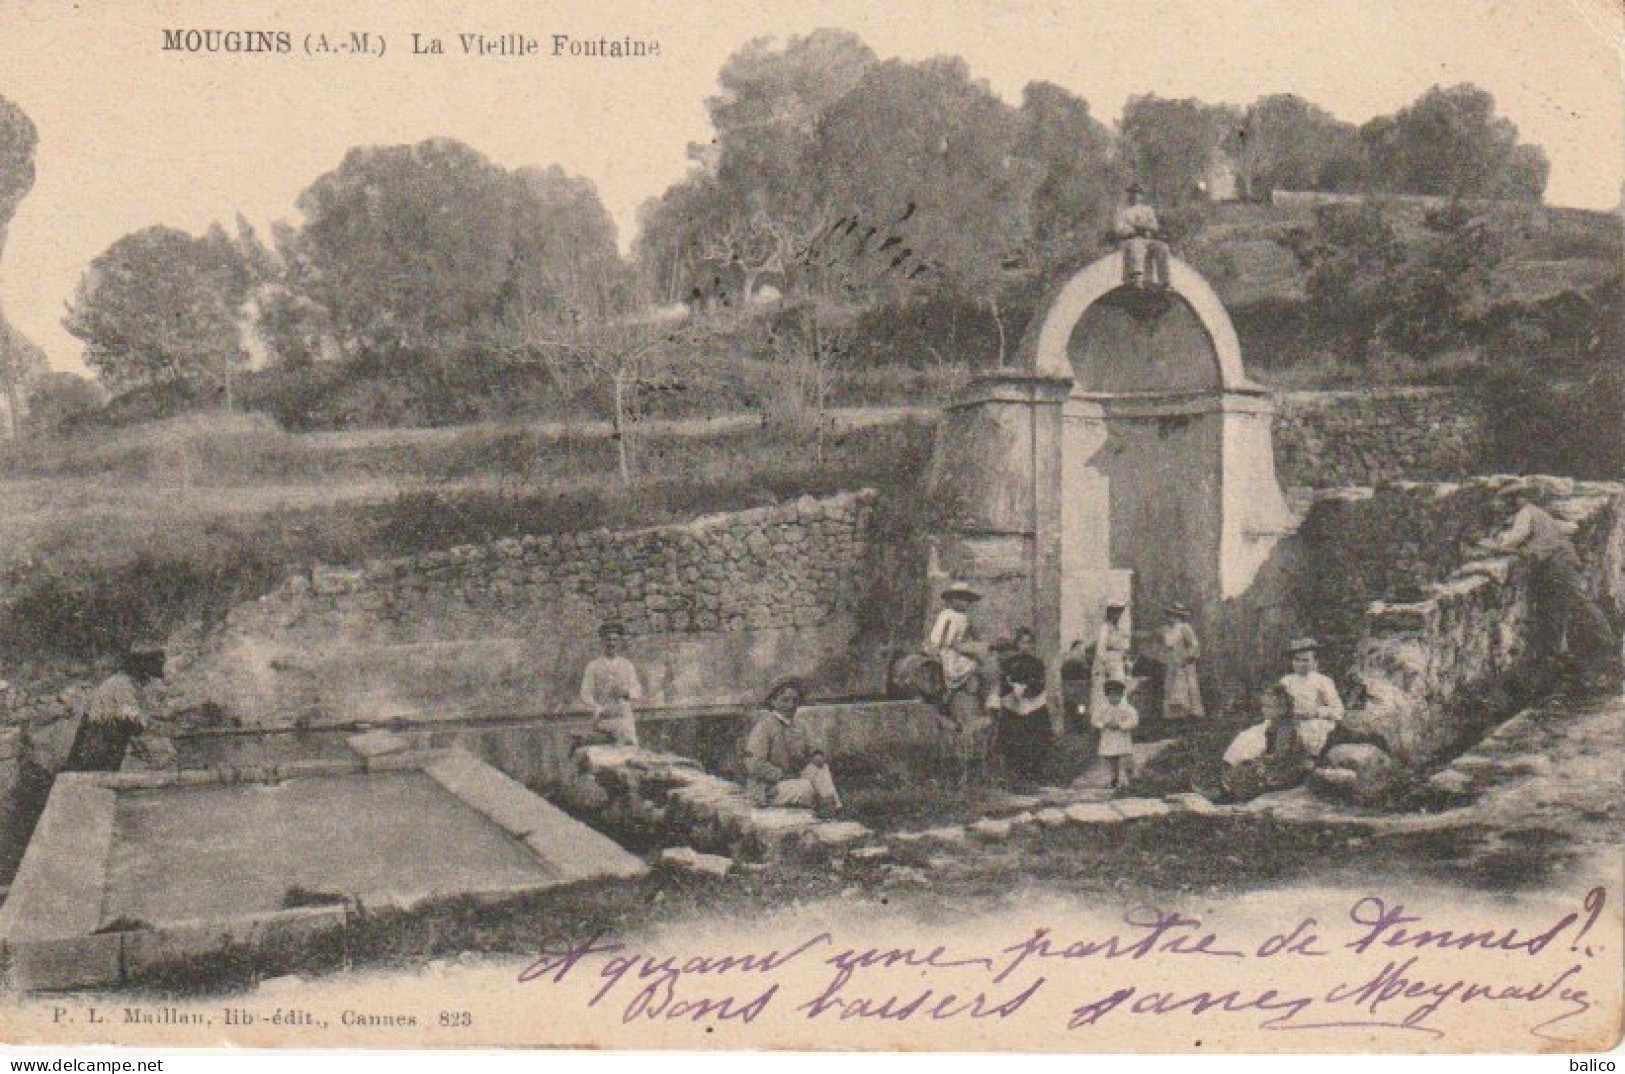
(941, 582), (983, 603)
(764, 676), (809, 707)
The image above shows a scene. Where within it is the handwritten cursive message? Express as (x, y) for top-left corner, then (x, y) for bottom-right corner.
(516, 887), (1611, 1045)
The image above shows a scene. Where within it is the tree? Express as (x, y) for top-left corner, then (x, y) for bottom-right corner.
(0, 310), (47, 434)
(809, 57), (1038, 359)
(1014, 81), (1122, 270)
(704, 29), (876, 219)
(1359, 84), (1547, 202)
(63, 224), (253, 397)
(516, 275), (692, 486)
(289, 139), (626, 363)
(1236, 94), (1358, 197)
(1120, 94), (1244, 206)
(1284, 202), (1406, 357)
(635, 31), (876, 307)
(1383, 204), (1503, 354)
(0, 94), (40, 436)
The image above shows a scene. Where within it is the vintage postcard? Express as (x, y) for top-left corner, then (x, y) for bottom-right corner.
(0, 0), (1619, 1055)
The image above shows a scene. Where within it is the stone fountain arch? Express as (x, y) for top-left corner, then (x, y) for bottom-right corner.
(924, 253), (1298, 700)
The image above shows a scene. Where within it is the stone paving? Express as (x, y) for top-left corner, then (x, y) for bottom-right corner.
(573, 744), (874, 859)
(573, 694), (1620, 879)
(857, 694), (1622, 870)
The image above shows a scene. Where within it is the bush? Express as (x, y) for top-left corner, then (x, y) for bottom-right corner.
(24, 372), (103, 433)
(1475, 361), (1625, 479)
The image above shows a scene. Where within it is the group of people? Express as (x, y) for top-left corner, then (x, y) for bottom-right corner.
(554, 480), (1625, 817)
(576, 621), (844, 815)
(920, 582), (1210, 790)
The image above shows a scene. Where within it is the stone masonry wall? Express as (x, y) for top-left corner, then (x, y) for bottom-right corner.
(1295, 476), (1623, 763)
(169, 491), (882, 728)
(1274, 388), (1491, 488)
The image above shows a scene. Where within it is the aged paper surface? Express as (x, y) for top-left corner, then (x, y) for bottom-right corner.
(0, 0), (1620, 1055)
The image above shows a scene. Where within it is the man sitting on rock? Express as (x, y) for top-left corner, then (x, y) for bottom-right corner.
(744, 677), (842, 815)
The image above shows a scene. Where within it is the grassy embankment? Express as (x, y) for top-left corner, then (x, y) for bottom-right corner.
(0, 410), (938, 675)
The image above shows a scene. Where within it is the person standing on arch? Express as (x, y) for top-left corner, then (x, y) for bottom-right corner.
(1114, 182), (1170, 289)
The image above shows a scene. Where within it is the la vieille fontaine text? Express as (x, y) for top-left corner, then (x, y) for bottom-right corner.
(160, 28), (661, 58)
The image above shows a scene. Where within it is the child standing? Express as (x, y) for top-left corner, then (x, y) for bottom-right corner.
(1092, 677), (1139, 789)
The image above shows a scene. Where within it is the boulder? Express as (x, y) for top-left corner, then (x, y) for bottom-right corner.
(968, 818), (1014, 841)
(1164, 792), (1221, 816)
(918, 826), (967, 845)
(657, 847), (733, 879)
(807, 821), (871, 848)
(1425, 769), (1474, 798)
(1064, 802), (1123, 825)
(1309, 766), (1359, 796)
(1112, 798), (1171, 821)
(1325, 743), (1394, 775)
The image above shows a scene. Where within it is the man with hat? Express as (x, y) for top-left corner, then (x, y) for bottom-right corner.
(1114, 182), (1170, 289)
(578, 621), (643, 748)
(1476, 487), (1622, 691)
(1278, 637), (1343, 758)
(744, 677), (841, 813)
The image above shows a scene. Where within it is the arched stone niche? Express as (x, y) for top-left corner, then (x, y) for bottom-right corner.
(925, 253), (1298, 701)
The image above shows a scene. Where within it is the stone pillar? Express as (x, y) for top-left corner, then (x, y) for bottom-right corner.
(924, 373), (1072, 661)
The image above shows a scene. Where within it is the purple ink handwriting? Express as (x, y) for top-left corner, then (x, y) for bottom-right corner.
(511, 887), (1610, 1043)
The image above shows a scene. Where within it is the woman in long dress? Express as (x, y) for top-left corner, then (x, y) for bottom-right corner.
(1088, 600), (1131, 718)
(1160, 603), (1205, 727)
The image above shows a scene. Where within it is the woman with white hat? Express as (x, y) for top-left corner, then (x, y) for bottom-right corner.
(1279, 637), (1343, 758)
(926, 581), (995, 786)
(1089, 599), (1132, 720)
(1160, 602), (1205, 727)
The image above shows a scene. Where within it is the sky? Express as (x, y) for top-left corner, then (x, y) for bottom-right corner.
(0, 0), (1621, 373)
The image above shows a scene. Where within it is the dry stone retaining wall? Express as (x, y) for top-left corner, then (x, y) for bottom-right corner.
(1273, 388), (1492, 488)
(170, 491), (882, 727)
(1296, 476), (1624, 763)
